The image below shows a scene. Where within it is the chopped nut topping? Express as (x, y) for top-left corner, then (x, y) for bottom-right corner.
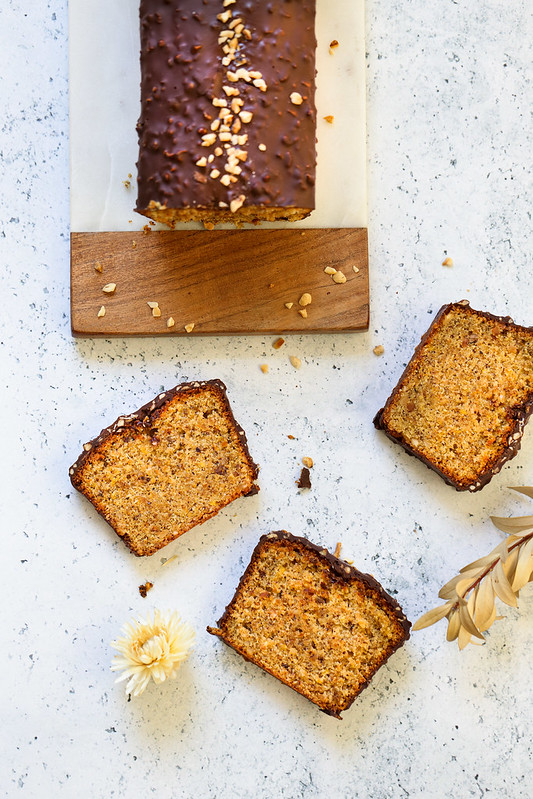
(298, 309), (308, 318)
(152, 306), (162, 318)
(195, 156), (207, 167)
(258, 143), (267, 151)
(260, 364), (269, 374)
(214, 146), (224, 157)
(299, 292), (312, 307)
(253, 78), (267, 91)
(201, 132), (217, 147)
(284, 302), (294, 309)
(323, 115), (334, 123)
(332, 271), (347, 284)
(289, 356), (302, 369)
(239, 110), (253, 124)
(442, 257), (454, 267)
(352, 265), (360, 273)
(147, 301), (159, 309)
(184, 323), (195, 333)
(223, 85), (240, 97)
(166, 317), (175, 328)
(97, 305), (106, 318)
(324, 266), (337, 275)
(94, 261), (103, 273)
(230, 195), (245, 213)
(102, 283), (116, 294)
(373, 345), (385, 356)
(217, 10), (232, 23)
(210, 169), (221, 179)
(302, 457), (314, 469)
(290, 92), (303, 105)
(220, 174), (232, 186)
(212, 97), (228, 108)
(273, 337), (285, 350)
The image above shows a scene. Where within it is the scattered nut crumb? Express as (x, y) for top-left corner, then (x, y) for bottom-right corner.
(330, 39), (339, 50)
(373, 345), (385, 356)
(258, 143), (267, 151)
(298, 309), (308, 318)
(332, 271), (347, 284)
(297, 467), (311, 489)
(166, 317), (175, 328)
(284, 302), (294, 310)
(323, 115), (334, 124)
(152, 307), (162, 318)
(352, 266), (360, 273)
(260, 364), (269, 374)
(324, 266), (337, 275)
(102, 283), (116, 294)
(273, 337), (285, 350)
(302, 457), (314, 469)
(143, 225), (152, 234)
(123, 180), (131, 189)
(290, 91), (303, 105)
(94, 262), (103, 273)
(299, 292), (312, 307)
(97, 306), (106, 318)
(147, 301), (159, 309)
(288, 434), (296, 440)
(289, 356), (301, 369)
(184, 323), (195, 333)
(334, 542), (342, 558)
(132, 241), (137, 248)
(442, 257), (454, 267)
(139, 581), (153, 598)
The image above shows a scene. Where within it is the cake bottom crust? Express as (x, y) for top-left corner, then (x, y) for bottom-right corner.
(138, 201), (312, 228)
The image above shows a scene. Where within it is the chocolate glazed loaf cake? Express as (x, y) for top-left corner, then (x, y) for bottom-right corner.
(208, 532), (411, 718)
(69, 380), (259, 556)
(136, 0), (317, 227)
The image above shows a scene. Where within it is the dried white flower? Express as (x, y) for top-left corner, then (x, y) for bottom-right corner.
(110, 609), (195, 696)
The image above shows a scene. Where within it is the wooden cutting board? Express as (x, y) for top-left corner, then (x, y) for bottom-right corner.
(71, 228), (368, 336)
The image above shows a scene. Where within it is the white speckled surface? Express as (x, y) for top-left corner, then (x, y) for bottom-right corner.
(2, 1), (532, 797)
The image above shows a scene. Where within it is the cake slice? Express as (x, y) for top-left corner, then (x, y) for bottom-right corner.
(208, 532), (410, 718)
(69, 380), (259, 556)
(374, 300), (533, 492)
(136, 0), (317, 227)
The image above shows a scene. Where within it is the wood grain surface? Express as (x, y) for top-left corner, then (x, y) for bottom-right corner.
(70, 228), (368, 336)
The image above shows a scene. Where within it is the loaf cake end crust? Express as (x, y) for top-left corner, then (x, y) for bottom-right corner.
(208, 531), (410, 718)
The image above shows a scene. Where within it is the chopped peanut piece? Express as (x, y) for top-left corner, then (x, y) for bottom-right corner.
(184, 323), (195, 333)
(289, 356), (301, 369)
(273, 337), (285, 350)
(373, 345), (385, 356)
(298, 293), (312, 307)
(442, 257), (454, 267)
(260, 364), (269, 374)
(332, 271), (347, 284)
(302, 457), (314, 469)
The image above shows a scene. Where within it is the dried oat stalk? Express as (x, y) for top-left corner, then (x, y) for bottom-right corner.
(413, 487), (533, 649)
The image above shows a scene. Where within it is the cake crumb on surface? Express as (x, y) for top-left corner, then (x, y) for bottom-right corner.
(373, 345), (385, 356)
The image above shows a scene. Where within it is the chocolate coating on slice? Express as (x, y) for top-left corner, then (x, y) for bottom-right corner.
(136, 0), (316, 221)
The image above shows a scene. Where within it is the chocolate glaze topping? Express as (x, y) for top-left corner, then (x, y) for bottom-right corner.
(136, 0), (316, 215)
